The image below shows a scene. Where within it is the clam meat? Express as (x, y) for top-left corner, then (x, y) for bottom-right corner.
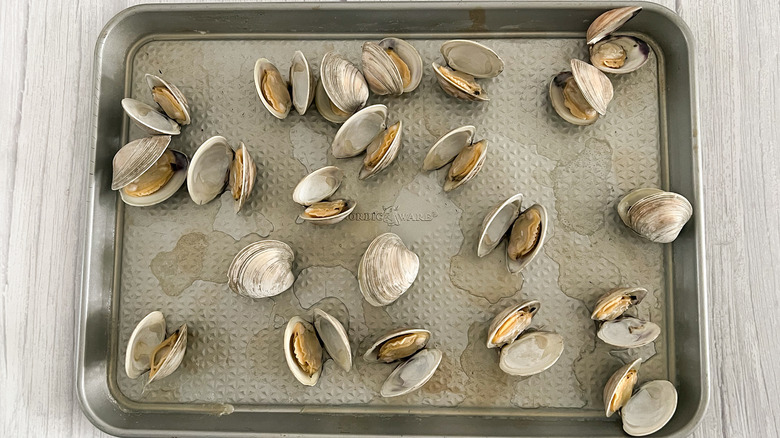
(292, 166), (356, 225)
(331, 104), (404, 180)
(486, 300), (540, 348)
(363, 328), (431, 363)
(587, 7), (651, 74)
(284, 311), (352, 386)
(591, 287), (647, 321)
(549, 59), (614, 125)
(432, 40), (504, 101)
(422, 125), (488, 192)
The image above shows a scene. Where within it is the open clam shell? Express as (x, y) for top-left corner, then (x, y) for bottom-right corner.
(229, 142), (257, 213)
(120, 150), (188, 207)
(444, 139), (488, 192)
(315, 79), (352, 124)
(313, 308), (352, 372)
(590, 35), (651, 74)
(498, 331), (564, 376)
(254, 58), (292, 120)
(571, 59), (613, 116)
(187, 136), (233, 205)
(423, 125), (475, 171)
(148, 323), (187, 384)
(506, 204), (548, 274)
(603, 357), (642, 417)
(486, 300), (541, 348)
(284, 317), (323, 386)
(440, 39), (504, 78)
(146, 74), (190, 125)
(320, 52), (369, 114)
(363, 328), (431, 363)
(112, 136), (188, 207)
(121, 98), (181, 135)
(111, 135), (172, 190)
(332, 104), (388, 158)
(292, 166), (344, 206)
(549, 72), (599, 126)
(621, 380), (678, 436)
(300, 200), (356, 225)
(432, 62), (489, 102)
(617, 188), (693, 243)
(586, 6), (642, 45)
(227, 240), (295, 299)
(598, 316), (660, 348)
(290, 51), (315, 116)
(358, 233), (420, 307)
(362, 41), (404, 96)
(591, 286), (648, 321)
(359, 121), (403, 180)
(378, 37), (423, 93)
(125, 311), (166, 379)
(380, 348), (443, 398)
(477, 193), (523, 257)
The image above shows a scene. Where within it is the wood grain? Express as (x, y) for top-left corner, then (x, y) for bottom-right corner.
(1, 0), (777, 436)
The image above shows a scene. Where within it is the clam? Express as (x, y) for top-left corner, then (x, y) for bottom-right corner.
(598, 316), (660, 348)
(361, 38), (423, 96)
(380, 348), (443, 398)
(587, 7), (651, 74)
(477, 193), (523, 257)
(292, 166), (356, 225)
(254, 58), (292, 119)
(486, 300), (540, 348)
(498, 331), (564, 377)
(617, 188), (693, 243)
(432, 63), (488, 102)
(549, 59), (614, 125)
(422, 125), (488, 191)
(125, 311), (187, 383)
(121, 98), (181, 135)
(331, 104), (404, 180)
(591, 287), (647, 321)
(320, 52), (369, 116)
(289, 51), (316, 115)
(621, 380), (678, 436)
(283, 310), (352, 386)
(358, 233), (419, 306)
(604, 358), (642, 417)
(147, 74), (191, 125)
(432, 40), (504, 101)
(227, 240), (295, 299)
(363, 328), (431, 363)
(110, 136), (189, 207)
(315, 80), (352, 124)
(186, 136), (256, 212)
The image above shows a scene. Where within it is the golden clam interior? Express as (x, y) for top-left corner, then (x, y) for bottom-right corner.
(377, 333), (428, 363)
(594, 295), (633, 320)
(593, 42), (627, 69)
(152, 86), (187, 124)
(262, 69), (291, 114)
(292, 322), (322, 376)
(610, 369), (638, 413)
(507, 208), (542, 261)
(149, 330), (179, 379)
(230, 150), (244, 200)
(448, 140), (486, 181)
(562, 77), (598, 121)
(303, 200), (348, 219)
(122, 150), (176, 197)
(385, 48), (412, 88)
(492, 309), (532, 345)
(364, 122), (400, 168)
(437, 65), (483, 96)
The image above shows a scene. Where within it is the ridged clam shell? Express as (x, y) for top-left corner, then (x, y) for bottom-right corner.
(320, 52), (369, 114)
(571, 59), (613, 116)
(121, 98), (180, 135)
(358, 233), (419, 306)
(486, 300), (540, 348)
(227, 240), (295, 299)
(603, 358), (642, 417)
(586, 6), (642, 45)
(618, 188), (693, 243)
(362, 41), (404, 96)
(119, 150), (189, 207)
(111, 135), (172, 190)
(621, 380), (678, 436)
(314, 79), (352, 124)
(378, 37), (423, 92)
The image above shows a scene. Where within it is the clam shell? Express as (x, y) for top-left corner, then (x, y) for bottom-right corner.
(591, 286), (648, 321)
(331, 104), (387, 158)
(440, 39), (504, 78)
(590, 35), (651, 74)
(598, 317), (660, 348)
(617, 188), (693, 243)
(549, 71), (600, 126)
(148, 323), (187, 384)
(292, 166), (344, 206)
(111, 135), (172, 190)
(362, 328), (431, 363)
(378, 37), (423, 92)
(227, 240), (295, 299)
(290, 51), (315, 115)
(498, 331), (564, 376)
(120, 150), (189, 207)
(621, 380), (678, 436)
(145, 74), (191, 125)
(477, 193), (523, 257)
(358, 233), (420, 306)
(486, 300), (541, 348)
(422, 125), (475, 171)
(359, 121), (403, 180)
(380, 348), (442, 398)
(603, 357), (642, 417)
(254, 58), (292, 120)
(361, 41), (404, 96)
(320, 52), (369, 114)
(571, 59), (614, 116)
(313, 308), (352, 372)
(314, 79), (352, 124)
(121, 98), (180, 135)
(299, 200), (357, 225)
(230, 142), (257, 213)
(443, 139), (488, 192)
(506, 204), (548, 274)
(125, 311), (166, 379)
(186, 136), (233, 205)
(432, 62), (489, 102)
(586, 6), (642, 45)
(283, 317), (322, 386)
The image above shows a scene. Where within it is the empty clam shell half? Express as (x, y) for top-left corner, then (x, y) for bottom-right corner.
(359, 121), (403, 180)
(603, 357), (642, 417)
(590, 35), (651, 74)
(187, 136), (256, 211)
(125, 310), (187, 383)
(617, 188), (693, 243)
(477, 193), (523, 257)
(380, 348), (443, 398)
(146, 74), (191, 125)
(591, 286), (648, 321)
(363, 328), (431, 363)
(486, 300), (540, 348)
(621, 380), (678, 436)
(227, 240), (295, 299)
(440, 39), (504, 78)
(598, 316), (660, 348)
(506, 204), (548, 273)
(313, 309), (352, 372)
(498, 331), (564, 376)
(320, 52), (369, 115)
(290, 51), (315, 115)
(284, 317), (323, 386)
(254, 58), (292, 120)
(358, 233), (420, 306)
(292, 166), (344, 206)
(586, 6), (642, 45)
(332, 104), (388, 158)
(121, 98), (181, 136)
(432, 62), (488, 102)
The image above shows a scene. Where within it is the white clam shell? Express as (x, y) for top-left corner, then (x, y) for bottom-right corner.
(120, 150), (189, 207)
(254, 58), (292, 120)
(549, 71), (599, 126)
(121, 98), (180, 135)
(422, 125), (475, 171)
(331, 104), (388, 158)
(591, 286), (648, 321)
(125, 311), (166, 379)
(283, 317), (322, 386)
(358, 233), (419, 307)
(590, 35), (651, 74)
(486, 300), (540, 348)
(378, 37), (423, 92)
(145, 74), (191, 125)
(148, 323), (187, 384)
(380, 348), (442, 398)
(603, 357), (643, 417)
(586, 6), (642, 45)
(111, 135), (172, 190)
(506, 204), (548, 274)
(227, 240), (295, 299)
(320, 52), (369, 114)
(289, 51), (315, 115)
(498, 331), (564, 376)
(617, 188), (693, 243)
(292, 166), (344, 206)
(362, 328), (431, 363)
(440, 39), (504, 78)
(477, 193), (523, 257)
(362, 41), (404, 96)
(186, 136), (233, 205)
(621, 380), (678, 436)
(359, 121), (403, 180)
(313, 308), (352, 372)
(597, 317), (660, 348)
(570, 59), (614, 116)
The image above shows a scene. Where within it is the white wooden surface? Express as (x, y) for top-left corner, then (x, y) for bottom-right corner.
(1, 0), (778, 436)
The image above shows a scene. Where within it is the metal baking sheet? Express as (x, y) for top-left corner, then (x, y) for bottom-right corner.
(77, 2), (708, 437)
